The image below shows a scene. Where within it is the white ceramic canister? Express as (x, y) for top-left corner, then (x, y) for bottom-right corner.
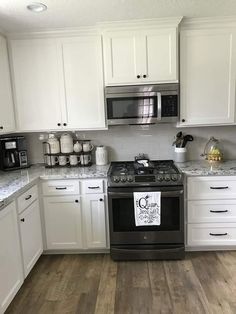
(47, 134), (60, 154)
(60, 133), (74, 153)
(174, 147), (187, 163)
(95, 146), (108, 165)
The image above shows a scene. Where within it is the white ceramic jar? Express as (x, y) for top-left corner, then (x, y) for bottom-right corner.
(47, 134), (60, 154)
(95, 146), (108, 165)
(60, 133), (73, 153)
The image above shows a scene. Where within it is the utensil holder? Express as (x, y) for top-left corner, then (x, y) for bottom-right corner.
(174, 147), (187, 163)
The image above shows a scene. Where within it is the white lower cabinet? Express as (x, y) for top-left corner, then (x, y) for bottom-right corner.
(82, 194), (107, 249)
(43, 196), (83, 249)
(0, 202), (23, 314)
(19, 200), (43, 278)
(187, 176), (236, 249)
(42, 179), (108, 251)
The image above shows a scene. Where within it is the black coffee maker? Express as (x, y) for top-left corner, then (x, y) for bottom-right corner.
(0, 136), (29, 171)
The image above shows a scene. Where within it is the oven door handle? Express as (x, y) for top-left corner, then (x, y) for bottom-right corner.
(106, 92), (157, 98)
(108, 190), (183, 197)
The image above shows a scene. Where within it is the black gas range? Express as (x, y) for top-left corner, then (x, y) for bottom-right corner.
(107, 159), (185, 261)
(108, 160), (183, 187)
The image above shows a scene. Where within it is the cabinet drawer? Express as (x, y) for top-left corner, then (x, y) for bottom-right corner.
(17, 185), (38, 214)
(42, 180), (80, 196)
(187, 223), (236, 246)
(81, 179), (104, 194)
(188, 176), (236, 200)
(188, 200), (236, 223)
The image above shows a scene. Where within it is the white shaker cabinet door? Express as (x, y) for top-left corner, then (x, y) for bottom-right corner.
(10, 39), (65, 131)
(0, 202), (23, 314)
(43, 196), (83, 250)
(82, 194), (107, 249)
(62, 36), (106, 129)
(180, 29), (236, 126)
(0, 35), (15, 134)
(103, 31), (140, 85)
(19, 200), (43, 278)
(144, 28), (178, 82)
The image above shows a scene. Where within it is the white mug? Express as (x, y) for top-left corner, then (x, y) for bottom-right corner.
(58, 155), (69, 166)
(69, 155), (78, 166)
(46, 156), (58, 166)
(80, 155), (91, 165)
(82, 142), (94, 152)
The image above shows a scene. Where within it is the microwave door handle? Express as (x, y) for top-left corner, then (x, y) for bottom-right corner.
(10, 152), (15, 164)
(156, 92), (162, 120)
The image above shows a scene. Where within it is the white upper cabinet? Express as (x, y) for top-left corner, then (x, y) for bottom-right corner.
(103, 26), (179, 85)
(62, 36), (105, 129)
(10, 39), (65, 131)
(10, 35), (106, 131)
(0, 35), (15, 133)
(180, 28), (236, 126)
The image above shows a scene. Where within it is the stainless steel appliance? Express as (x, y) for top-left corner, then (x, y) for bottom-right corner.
(106, 84), (179, 125)
(0, 136), (29, 171)
(108, 159), (184, 260)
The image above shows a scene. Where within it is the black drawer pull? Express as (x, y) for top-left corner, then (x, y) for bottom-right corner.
(20, 218), (25, 222)
(25, 194), (32, 201)
(56, 187), (67, 190)
(210, 186), (229, 190)
(209, 232), (228, 236)
(210, 210), (228, 213)
(88, 186), (100, 189)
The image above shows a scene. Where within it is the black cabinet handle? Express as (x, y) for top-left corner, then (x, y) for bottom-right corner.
(99, 198), (103, 202)
(55, 187), (67, 190)
(57, 123), (61, 126)
(209, 232), (228, 236)
(137, 75), (141, 79)
(0, 126), (3, 130)
(63, 123), (67, 126)
(88, 186), (100, 189)
(210, 186), (229, 190)
(25, 195), (32, 201)
(20, 218), (25, 222)
(143, 74), (147, 78)
(181, 119), (185, 123)
(210, 210), (228, 213)
(75, 200), (79, 203)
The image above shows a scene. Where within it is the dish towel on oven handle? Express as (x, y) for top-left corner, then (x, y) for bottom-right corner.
(133, 192), (161, 226)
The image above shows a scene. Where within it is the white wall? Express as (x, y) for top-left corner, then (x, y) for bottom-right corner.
(23, 124), (236, 164)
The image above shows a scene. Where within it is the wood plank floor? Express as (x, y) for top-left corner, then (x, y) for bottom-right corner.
(6, 251), (236, 314)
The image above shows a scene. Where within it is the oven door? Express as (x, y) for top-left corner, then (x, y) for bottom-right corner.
(108, 186), (184, 245)
(106, 92), (161, 125)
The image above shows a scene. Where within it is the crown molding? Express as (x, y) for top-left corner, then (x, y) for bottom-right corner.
(181, 15), (236, 30)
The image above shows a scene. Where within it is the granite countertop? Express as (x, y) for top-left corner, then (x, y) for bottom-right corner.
(176, 160), (236, 176)
(0, 164), (110, 206)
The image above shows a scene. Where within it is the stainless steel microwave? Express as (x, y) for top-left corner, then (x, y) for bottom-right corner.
(105, 83), (179, 125)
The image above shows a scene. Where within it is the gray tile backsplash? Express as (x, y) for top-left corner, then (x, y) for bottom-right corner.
(23, 124), (236, 164)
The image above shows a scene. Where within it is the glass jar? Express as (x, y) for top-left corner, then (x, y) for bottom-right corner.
(202, 137), (223, 162)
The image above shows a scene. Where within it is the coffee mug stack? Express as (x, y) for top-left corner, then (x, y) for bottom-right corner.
(43, 134), (94, 168)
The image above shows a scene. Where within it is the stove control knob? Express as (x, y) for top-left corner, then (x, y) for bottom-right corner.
(121, 176), (127, 183)
(171, 175), (178, 182)
(113, 176), (120, 183)
(127, 176), (133, 182)
(165, 175), (171, 182)
(157, 175), (163, 182)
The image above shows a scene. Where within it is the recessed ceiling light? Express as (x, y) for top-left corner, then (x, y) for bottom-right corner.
(27, 2), (47, 13)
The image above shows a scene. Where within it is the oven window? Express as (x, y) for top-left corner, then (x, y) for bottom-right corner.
(111, 197), (180, 232)
(107, 97), (157, 119)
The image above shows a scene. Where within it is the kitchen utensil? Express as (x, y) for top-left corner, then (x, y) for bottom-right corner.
(95, 146), (108, 166)
(60, 133), (73, 153)
(173, 131), (183, 147)
(181, 135), (194, 147)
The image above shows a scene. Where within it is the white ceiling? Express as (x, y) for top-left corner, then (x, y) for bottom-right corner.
(0, 0), (236, 33)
